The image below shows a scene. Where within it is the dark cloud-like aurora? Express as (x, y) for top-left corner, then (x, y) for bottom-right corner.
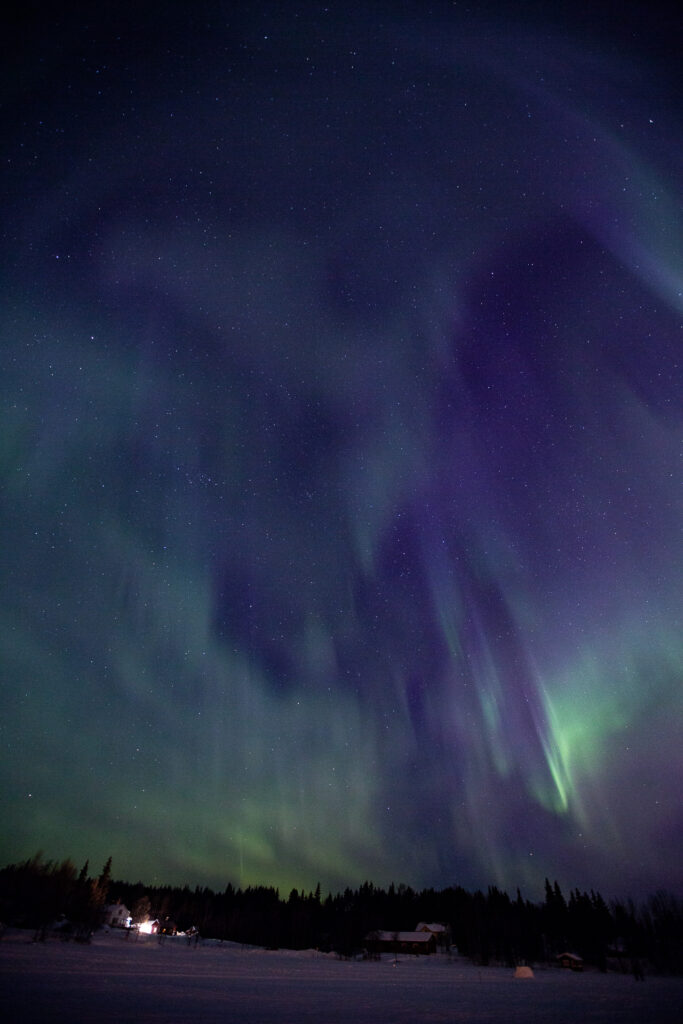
(1, 2), (681, 899)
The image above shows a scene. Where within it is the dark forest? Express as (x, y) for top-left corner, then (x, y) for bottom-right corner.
(1, 855), (680, 975)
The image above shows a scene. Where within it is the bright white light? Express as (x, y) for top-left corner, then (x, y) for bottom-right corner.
(138, 920), (154, 934)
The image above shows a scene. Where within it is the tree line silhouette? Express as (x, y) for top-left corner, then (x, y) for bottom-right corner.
(0, 853), (680, 974)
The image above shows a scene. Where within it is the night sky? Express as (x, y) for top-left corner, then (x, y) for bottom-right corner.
(1, 2), (681, 901)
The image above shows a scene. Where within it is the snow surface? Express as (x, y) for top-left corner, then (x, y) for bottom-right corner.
(1, 929), (681, 1023)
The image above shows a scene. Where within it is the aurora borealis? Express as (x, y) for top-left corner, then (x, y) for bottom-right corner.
(1, 2), (681, 900)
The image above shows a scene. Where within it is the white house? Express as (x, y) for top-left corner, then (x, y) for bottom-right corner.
(104, 902), (131, 928)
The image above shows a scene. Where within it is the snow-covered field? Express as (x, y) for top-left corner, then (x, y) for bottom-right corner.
(1, 929), (681, 1023)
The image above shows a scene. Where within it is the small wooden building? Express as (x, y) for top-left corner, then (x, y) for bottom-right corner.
(416, 922), (452, 948)
(365, 930), (437, 956)
(556, 952), (584, 971)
